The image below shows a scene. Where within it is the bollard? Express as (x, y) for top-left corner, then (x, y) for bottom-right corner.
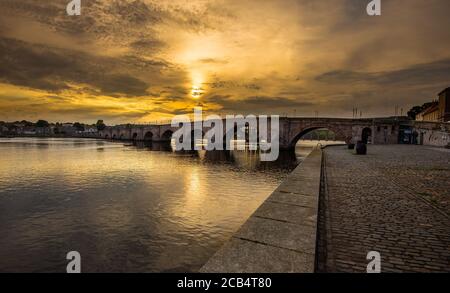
(355, 141), (367, 155)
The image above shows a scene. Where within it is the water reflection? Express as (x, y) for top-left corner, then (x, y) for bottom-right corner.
(131, 140), (302, 172)
(0, 138), (313, 272)
(132, 141), (173, 152)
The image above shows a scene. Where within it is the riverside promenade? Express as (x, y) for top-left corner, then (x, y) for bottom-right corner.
(201, 147), (322, 272)
(318, 145), (450, 272)
(201, 144), (450, 273)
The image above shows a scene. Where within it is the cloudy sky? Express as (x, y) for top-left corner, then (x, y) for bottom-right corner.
(0, 0), (449, 124)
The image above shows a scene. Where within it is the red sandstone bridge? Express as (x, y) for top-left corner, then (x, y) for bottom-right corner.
(98, 117), (450, 149)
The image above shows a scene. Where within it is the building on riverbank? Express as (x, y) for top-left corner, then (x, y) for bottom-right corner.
(0, 124), (8, 134)
(0, 121), (99, 138)
(416, 87), (450, 122)
(416, 101), (439, 122)
(438, 87), (450, 122)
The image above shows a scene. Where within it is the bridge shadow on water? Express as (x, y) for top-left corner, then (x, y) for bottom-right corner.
(128, 140), (313, 173)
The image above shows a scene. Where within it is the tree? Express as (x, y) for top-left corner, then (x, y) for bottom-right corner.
(36, 120), (50, 128)
(407, 101), (437, 120)
(21, 120), (34, 127)
(73, 122), (85, 132)
(407, 106), (423, 120)
(96, 120), (106, 131)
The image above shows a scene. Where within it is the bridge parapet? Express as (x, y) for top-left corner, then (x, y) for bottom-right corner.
(98, 117), (430, 148)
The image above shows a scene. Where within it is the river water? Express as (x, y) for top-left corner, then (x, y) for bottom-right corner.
(0, 138), (314, 272)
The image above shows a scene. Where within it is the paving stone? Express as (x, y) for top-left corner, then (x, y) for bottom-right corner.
(235, 217), (317, 254)
(318, 145), (450, 273)
(266, 191), (318, 208)
(254, 201), (317, 226)
(200, 238), (314, 273)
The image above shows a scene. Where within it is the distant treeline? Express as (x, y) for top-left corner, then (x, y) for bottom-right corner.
(0, 119), (106, 130)
(0, 119), (106, 137)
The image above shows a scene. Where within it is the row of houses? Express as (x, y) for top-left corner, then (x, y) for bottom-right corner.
(0, 122), (98, 137)
(416, 87), (450, 122)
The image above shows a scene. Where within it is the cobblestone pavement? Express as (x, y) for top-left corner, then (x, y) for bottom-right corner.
(317, 145), (450, 273)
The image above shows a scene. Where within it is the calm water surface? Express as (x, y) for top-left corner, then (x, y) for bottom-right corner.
(0, 138), (313, 272)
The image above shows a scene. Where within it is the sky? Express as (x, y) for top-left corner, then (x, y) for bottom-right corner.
(0, 0), (449, 124)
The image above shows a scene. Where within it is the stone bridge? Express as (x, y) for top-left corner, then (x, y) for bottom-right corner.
(98, 117), (450, 149)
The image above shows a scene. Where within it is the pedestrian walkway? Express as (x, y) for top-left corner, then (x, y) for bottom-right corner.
(318, 145), (450, 272)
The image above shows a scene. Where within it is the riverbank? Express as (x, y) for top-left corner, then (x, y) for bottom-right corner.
(200, 147), (322, 272)
(0, 134), (101, 139)
(200, 144), (450, 273)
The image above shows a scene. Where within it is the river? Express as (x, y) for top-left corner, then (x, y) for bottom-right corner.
(0, 137), (315, 272)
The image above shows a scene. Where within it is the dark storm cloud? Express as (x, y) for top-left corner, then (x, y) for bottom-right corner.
(207, 80), (262, 91)
(313, 58), (450, 115)
(162, 86), (189, 96)
(243, 96), (313, 108)
(47, 104), (152, 121)
(0, 38), (72, 91)
(197, 58), (228, 64)
(95, 74), (149, 97)
(0, 0), (229, 38)
(150, 107), (192, 116)
(277, 88), (310, 96)
(0, 37), (169, 96)
(316, 59), (450, 86)
(0, 0), (89, 35)
(205, 95), (312, 112)
(130, 39), (166, 52)
(106, 0), (162, 24)
(0, 0), (161, 35)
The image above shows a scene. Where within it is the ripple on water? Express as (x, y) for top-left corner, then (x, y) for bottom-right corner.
(0, 138), (310, 272)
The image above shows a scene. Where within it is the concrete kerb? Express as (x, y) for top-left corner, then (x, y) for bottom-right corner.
(200, 146), (323, 273)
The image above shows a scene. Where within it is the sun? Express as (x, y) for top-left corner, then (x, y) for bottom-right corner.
(190, 71), (205, 99)
(191, 86), (204, 99)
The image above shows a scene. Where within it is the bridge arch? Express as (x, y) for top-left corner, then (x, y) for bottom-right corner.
(144, 131), (153, 141)
(132, 132), (138, 140)
(288, 126), (349, 148)
(119, 134), (124, 140)
(104, 134), (110, 139)
(361, 127), (372, 144)
(161, 130), (174, 141)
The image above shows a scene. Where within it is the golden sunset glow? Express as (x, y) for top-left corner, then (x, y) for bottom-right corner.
(1, 0), (450, 124)
(190, 71), (205, 99)
(191, 87), (203, 99)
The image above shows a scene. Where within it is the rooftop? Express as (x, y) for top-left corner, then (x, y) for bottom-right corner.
(438, 87), (450, 96)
